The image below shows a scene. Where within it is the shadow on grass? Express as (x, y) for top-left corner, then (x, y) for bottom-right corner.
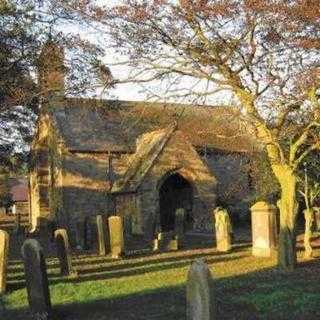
(6, 243), (251, 284)
(3, 254), (320, 320)
(76, 246), (248, 275)
(1, 279), (257, 320)
(7, 250), (246, 290)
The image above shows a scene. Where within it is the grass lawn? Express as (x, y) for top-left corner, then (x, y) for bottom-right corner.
(2, 236), (320, 319)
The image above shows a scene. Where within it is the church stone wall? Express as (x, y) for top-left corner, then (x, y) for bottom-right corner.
(204, 152), (251, 217)
(60, 152), (109, 242)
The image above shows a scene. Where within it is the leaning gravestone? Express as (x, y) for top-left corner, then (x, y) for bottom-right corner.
(186, 259), (215, 320)
(251, 201), (278, 257)
(108, 216), (124, 258)
(0, 230), (9, 294)
(54, 229), (76, 276)
(21, 239), (52, 320)
(213, 207), (232, 252)
(96, 215), (107, 256)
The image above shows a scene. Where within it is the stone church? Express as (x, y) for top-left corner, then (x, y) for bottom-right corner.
(29, 42), (256, 244)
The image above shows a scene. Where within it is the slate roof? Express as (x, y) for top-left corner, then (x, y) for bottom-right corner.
(49, 97), (257, 153)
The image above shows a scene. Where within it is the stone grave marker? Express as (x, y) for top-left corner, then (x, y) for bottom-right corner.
(108, 216), (124, 258)
(186, 258), (215, 320)
(54, 229), (76, 276)
(313, 207), (320, 231)
(152, 236), (160, 251)
(96, 215), (108, 256)
(170, 235), (179, 251)
(0, 230), (9, 294)
(251, 201), (278, 257)
(213, 207), (232, 252)
(21, 239), (52, 320)
(153, 231), (178, 252)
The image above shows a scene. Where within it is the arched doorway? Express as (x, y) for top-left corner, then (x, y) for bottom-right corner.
(159, 173), (193, 232)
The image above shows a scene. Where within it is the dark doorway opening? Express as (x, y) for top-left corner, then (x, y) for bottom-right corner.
(159, 173), (193, 232)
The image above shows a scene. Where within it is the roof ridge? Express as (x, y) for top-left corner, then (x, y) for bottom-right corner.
(37, 98), (256, 153)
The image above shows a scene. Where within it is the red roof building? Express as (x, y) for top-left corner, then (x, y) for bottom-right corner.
(10, 178), (29, 203)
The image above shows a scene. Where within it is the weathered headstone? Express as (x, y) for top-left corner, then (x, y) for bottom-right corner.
(108, 216), (124, 258)
(153, 231), (178, 252)
(213, 207), (232, 252)
(251, 201), (278, 257)
(21, 239), (52, 320)
(170, 235), (179, 251)
(186, 259), (215, 320)
(54, 229), (76, 276)
(0, 230), (9, 294)
(96, 215), (107, 256)
(313, 207), (320, 232)
(152, 237), (160, 251)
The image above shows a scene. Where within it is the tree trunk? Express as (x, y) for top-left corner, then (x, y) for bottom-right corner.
(303, 208), (314, 258)
(272, 165), (298, 271)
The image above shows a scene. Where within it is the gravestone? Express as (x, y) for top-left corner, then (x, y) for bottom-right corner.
(108, 216), (124, 258)
(0, 230), (9, 294)
(213, 207), (232, 252)
(96, 215), (107, 256)
(21, 239), (52, 320)
(153, 231), (178, 252)
(313, 207), (320, 231)
(251, 201), (278, 257)
(186, 258), (215, 320)
(175, 208), (185, 246)
(152, 237), (160, 251)
(54, 229), (76, 276)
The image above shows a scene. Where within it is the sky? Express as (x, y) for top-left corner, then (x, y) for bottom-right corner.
(69, 0), (234, 106)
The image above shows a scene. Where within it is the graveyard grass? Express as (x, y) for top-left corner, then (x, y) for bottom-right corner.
(2, 242), (320, 319)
